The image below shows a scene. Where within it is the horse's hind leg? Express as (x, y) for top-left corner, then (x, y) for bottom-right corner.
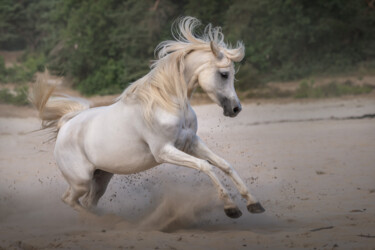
(63, 182), (90, 212)
(82, 170), (113, 208)
(60, 173), (94, 213)
(57, 158), (95, 212)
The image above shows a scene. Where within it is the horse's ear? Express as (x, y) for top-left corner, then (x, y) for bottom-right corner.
(210, 41), (223, 59)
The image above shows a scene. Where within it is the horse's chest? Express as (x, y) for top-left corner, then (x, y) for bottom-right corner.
(175, 126), (195, 151)
(174, 116), (197, 152)
(155, 106), (197, 152)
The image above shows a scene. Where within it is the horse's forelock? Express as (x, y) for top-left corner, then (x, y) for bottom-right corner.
(224, 42), (245, 62)
(155, 17), (244, 63)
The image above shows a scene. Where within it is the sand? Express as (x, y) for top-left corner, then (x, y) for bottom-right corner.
(0, 97), (375, 249)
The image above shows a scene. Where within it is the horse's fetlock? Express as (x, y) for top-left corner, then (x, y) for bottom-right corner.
(239, 189), (248, 197)
(221, 191), (229, 199)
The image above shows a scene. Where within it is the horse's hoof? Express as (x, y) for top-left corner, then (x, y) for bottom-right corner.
(224, 207), (242, 219)
(247, 202), (265, 214)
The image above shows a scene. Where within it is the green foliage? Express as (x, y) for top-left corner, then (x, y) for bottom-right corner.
(235, 63), (262, 90)
(184, 0), (230, 25)
(245, 87), (293, 99)
(225, 0), (375, 82)
(295, 80), (373, 98)
(0, 0), (27, 50)
(0, 56), (6, 81)
(47, 0), (175, 94)
(0, 86), (29, 105)
(0, 54), (46, 83)
(77, 59), (123, 96)
(0, 0), (57, 50)
(0, 0), (374, 94)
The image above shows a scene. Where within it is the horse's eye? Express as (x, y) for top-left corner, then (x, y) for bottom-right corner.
(220, 72), (229, 79)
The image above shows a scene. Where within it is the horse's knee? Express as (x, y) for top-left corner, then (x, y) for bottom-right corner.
(200, 161), (213, 172)
(222, 166), (233, 175)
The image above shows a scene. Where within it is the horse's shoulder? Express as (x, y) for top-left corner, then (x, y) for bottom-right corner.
(154, 107), (180, 127)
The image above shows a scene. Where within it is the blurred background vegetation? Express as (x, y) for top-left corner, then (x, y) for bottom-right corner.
(0, 0), (374, 96)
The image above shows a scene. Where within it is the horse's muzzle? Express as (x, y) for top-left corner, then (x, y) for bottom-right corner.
(220, 97), (242, 117)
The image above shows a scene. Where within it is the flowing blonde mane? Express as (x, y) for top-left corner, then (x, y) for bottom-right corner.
(118, 16), (245, 124)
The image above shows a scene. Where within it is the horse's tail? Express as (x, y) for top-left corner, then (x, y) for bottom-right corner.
(30, 71), (91, 139)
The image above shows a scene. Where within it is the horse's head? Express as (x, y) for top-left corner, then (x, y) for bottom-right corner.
(151, 17), (245, 118)
(189, 40), (244, 118)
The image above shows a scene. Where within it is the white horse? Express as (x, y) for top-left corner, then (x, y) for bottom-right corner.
(32, 17), (265, 219)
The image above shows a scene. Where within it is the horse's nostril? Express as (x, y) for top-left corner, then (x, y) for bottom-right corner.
(233, 106), (240, 113)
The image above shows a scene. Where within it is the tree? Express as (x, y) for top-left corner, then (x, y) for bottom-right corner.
(1, 0), (374, 92)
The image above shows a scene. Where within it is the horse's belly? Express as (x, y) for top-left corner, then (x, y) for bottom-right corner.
(98, 154), (158, 175)
(88, 141), (158, 175)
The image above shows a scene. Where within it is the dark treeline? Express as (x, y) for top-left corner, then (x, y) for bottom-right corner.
(1, 0), (374, 94)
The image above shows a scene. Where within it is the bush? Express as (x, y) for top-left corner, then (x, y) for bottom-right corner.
(0, 86), (29, 105)
(0, 53), (46, 84)
(235, 63), (263, 90)
(77, 59), (124, 95)
(295, 80), (373, 98)
(294, 79), (315, 98)
(245, 87), (293, 99)
(0, 56), (6, 82)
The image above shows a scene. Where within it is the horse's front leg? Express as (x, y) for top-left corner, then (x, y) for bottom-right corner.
(188, 136), (265, 214)
(153, 144), (243, 218)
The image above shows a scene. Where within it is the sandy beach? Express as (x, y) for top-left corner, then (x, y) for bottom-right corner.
(0, 96), (374, 249)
